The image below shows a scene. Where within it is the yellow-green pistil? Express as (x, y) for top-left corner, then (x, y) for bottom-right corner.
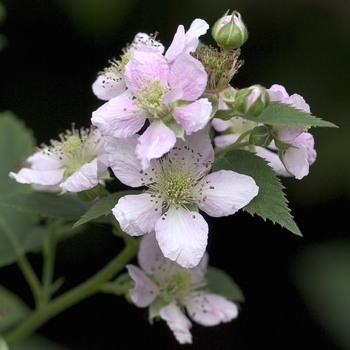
(133, 78), (171, 118)
(158, 271), (192, 304)
(151, 171), (197, 211)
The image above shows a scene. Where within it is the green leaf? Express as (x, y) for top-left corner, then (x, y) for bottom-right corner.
(243, 101), (337, 128)
(206, 266), (245, 302)
(0, 191), (95, 221)
(73, 190), (140, 228)
(0, 285), (30, 333)
(0, 111), (36, 196)
(0, 207), (41, 267)
(0, 112), (42, 267)
(213, 149), (301, 235)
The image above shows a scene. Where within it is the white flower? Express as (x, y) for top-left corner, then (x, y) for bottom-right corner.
(9, 125), (110, 193)
(105, 131), (258, 268)
(127, 232), (239, 344)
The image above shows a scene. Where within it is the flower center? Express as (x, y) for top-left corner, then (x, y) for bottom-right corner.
(46, 125), (101, 175)
(159, 271), (191, 304)
(133, 78), (170, 118)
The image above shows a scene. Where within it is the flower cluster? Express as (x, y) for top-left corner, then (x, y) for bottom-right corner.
(8, 9), (327, 345)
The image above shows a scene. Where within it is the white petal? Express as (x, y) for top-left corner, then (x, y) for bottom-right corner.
(104, 135), (145, 187)
(159, 303), (193, 344)
(112, 193), (162, 236)
(126, 265), (159, 307)
(196, 170), (259, 217)
(254, 147), (290, 177)
(9, 168), (65, 186)
(155, 206), (208, 268)
(27, 150), (63, 170)
(186, 292), (238, 326)
(92, 73), (126, 101)
(137, 232), (168, 274)
(60, 159), (102, 192)
(283, 145), (309, 180)
(166, 131), (214, 178)
(135, 120), (176, 170)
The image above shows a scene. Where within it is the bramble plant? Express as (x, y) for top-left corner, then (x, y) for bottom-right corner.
(0, 9), (336, 347)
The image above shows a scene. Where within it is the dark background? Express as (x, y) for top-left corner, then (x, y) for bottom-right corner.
(1, 0), (350, 349)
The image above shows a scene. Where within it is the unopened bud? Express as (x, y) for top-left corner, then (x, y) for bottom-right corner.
(212, 11), (248, 50)
(234, 85), (270, 117)
(249, 125), (273, 147)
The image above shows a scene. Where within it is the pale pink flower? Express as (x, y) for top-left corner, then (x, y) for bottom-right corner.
(92, 48), (212, 169)
(267, 84), (316, 179)
(9, 125), (110, 193)
(106, 131), (258, 268)
(126, 232), (239, 344)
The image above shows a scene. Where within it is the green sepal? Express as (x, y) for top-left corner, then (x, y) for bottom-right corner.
(206, 266), (245, 302)
(162, 113), (184, 140)
(148, 297), (167, 324)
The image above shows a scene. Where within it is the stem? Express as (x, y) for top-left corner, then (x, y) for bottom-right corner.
(41, 218), (60, 305)
(16, 254), (42, 307)
(4, 236), (139, 345)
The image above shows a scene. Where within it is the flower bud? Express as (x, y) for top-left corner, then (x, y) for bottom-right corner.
(249, 125), (273, 147)
(212, 11), (248, 50)
(234, 84), (270, 117)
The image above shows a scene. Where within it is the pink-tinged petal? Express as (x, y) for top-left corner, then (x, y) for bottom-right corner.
(165, 19), (209, 64)
(92, 73), (126, 101)
(295, 132), (316, 165)
(103, 135), (144, 187)
(9, 168), (65, 186)
(165, 25), (186, 63)
(172, 99), (212, 135)
(155, 206), (208, 268)
(126, 265), (159, 307)
(254, 147), (290, 177)
(60, 159), (102, 192)
(124, 50), (169, 91)
(112, 193), (162, 236)
(159, 303), (193, 344)
(288, 93), (310, 113)
(275, 125), (303, 143)
(283, 145), (309, 180)
(214, 134), (239, 149)
(186, 292), (238, 326)
(196, 170), (258, 217)
(184, 18), (209, 52)
(136, 120), (176, 170)
(91, 92), (145, 138)
(162, 87), (183, 105)
(211, 118), (231, 132)
(168, 53), (207, 101)
(268, 84), (289, 102)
